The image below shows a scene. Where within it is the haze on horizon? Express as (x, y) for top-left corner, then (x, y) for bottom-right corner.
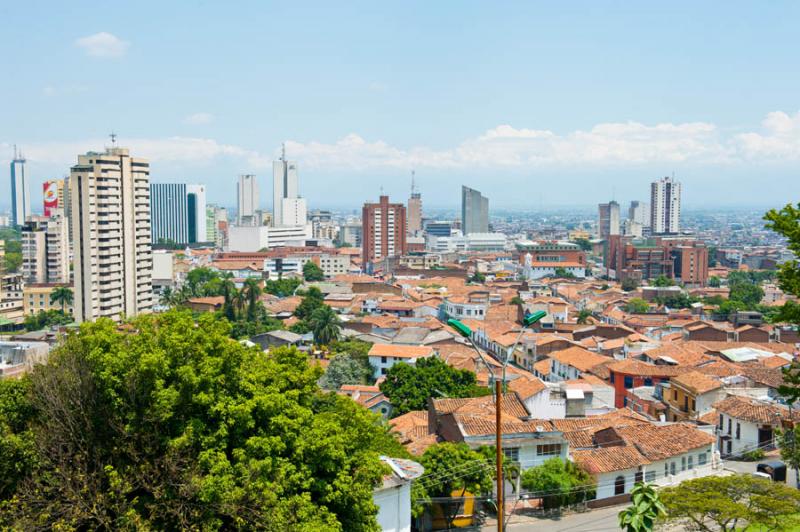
(2, 1), (800, 212)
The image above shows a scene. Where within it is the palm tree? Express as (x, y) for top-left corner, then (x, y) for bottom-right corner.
(160, 287), (174, 307)
(577, 309), (592, 324)
(231, 288), (247, 320)
(309, 305), (341, 345)
(221, 273), (237, 321)
(50, 286), (73, 315)
(242, 278), (262, 321)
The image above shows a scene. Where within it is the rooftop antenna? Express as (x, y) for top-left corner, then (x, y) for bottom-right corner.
(281, 142), (286, 161)
(13, 144), (17, 160)
(109, 132), (117, 146)
(411, 170), (416, 194)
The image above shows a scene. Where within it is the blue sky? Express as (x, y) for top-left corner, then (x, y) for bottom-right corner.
(2, 1), (800, 211)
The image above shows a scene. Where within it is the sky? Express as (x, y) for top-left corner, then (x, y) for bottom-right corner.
(2, 0), (800, 212)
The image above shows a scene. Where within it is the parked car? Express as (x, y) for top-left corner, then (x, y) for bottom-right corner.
(756, 461), (787, 482)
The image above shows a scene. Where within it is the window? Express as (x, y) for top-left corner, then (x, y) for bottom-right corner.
(624, 376), (634, 389)
(670, 462), (676, 476)
(644, 378), (653, 386)
(718, 414), (723, 429)
(381, 356), (387, 363)
(614, 476), (625, 496)
(736, 423), (740, 440)
(645, 471), (656, 483)
(610, 373), (615, 384)
(681, 456), (686, 471)
(381, 368), (387, 375)
(691, 399), (696, 411)
(503, 447), (520, 462)
(673, 390), (678, 400)
(698, 452), (707, 466)
(536, 444), (562, 456)
(728, 419), (732, 435)
(688, 455), (694, 469)
(664, 463), (669, 477)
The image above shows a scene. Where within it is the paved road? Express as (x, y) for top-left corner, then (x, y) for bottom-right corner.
(481, 505), (624, 531)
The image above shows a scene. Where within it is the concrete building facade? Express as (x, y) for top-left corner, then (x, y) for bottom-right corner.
(70, 147), (153, 323)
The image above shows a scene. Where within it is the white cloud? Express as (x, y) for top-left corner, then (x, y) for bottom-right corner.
(184, 113), (214, 125)
(5, 111), (800, 176)
(75, 32), (130, 58)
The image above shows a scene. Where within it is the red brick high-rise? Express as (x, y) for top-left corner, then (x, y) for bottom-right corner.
(362, 195), (407, 269)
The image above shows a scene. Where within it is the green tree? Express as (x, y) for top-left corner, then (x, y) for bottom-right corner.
(718, 299), (747, 316)
(0, 310), (403, 531)
(707, 275), (721, 287)
(468, 271), (486, 284)
(413, 443), (493, 527)
(23, 309), (72, 331)
(303, 261), (326, 282)
(728, 281), (764, 309)
(777, 425), (800, 489)
(242, 278), (262, 321)
(621, 277), (639, 292)
(577, 309), (592, 324)
(520, 457), (594, 509)
(618, 482), (665, 532)
(650, 275), (674, 287)
(264, 276), (303, 297)
(319, 353), (373, 390)
(660, 474), (800, 532)
(309, 305), (341, 345)
(573, 238), (592, 252)
(49, 286), (74, 314)
(0, 378), (37, 500)
(294, 286), (325, 321)
(553, 267), (576, 279)
(379, 357), (491, 417)
(185, 267), (222, 296)
(624, 298), (650, 314)
(510, 296), (524, 306)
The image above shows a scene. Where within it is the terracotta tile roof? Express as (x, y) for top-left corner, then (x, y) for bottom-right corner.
(687, 340), (792, 355)
(549, 346), (609, 372)
(263, 295), (303, 314)
(368, 344), (436, 359)
(740, 364), (785, 389)
(533, 357), (552, 375)
(340, 384), (381, 393)
(758, 356), (792, 369)
(698, 409), (718, 425)
(610, 423), (715, 461)
(552, 411), (650, 448)
(670, 371), (723, 395)
(187, 296), (225, 306)
(451, 413), (557, 438)
(713, 395), (798, 425)
(573, 446), (649, 474)
(507, 375), (547, 400)
(432, 393), (529, 420)
(606, 359), (688, 377)
(694, 359), (743, 378)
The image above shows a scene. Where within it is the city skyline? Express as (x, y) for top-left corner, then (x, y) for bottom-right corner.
(3, 2), (800, 210)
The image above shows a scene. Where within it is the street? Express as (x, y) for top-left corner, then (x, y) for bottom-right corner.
(481, 505), (624, 531)
(723, 457), (798, 486)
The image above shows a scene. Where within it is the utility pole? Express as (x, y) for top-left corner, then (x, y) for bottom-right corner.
(495, 379), (504, 532)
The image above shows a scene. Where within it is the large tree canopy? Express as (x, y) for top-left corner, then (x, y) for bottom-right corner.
(0, 310), (405, 531)
(379, 357), (491, 417)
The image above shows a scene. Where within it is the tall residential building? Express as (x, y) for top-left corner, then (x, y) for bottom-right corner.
(362, 195), (407, 267)
(10, 148), (30, 228)
(43, 179), (66, 217)
(21, 213), (70, 285)
(461, 186), (489, 235)
(150, 183), (189, 244)
(70, 146), (153, 323)
(272, 151), (305, 227)
(237, 174), (259, 226)
(650, 176), (681, 234)
(407, 171), (422, 236)
(598, 201), (621, 239)
(186, 184), (207, 243)
(628, 200), (650, 228)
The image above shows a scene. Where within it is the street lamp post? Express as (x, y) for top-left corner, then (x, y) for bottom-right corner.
(447, 310), (546, 532)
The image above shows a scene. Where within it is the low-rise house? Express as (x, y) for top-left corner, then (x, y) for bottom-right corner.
(340, 384), (393, 419)
(713, 395), (799, 457)
(430, 394), (569, 470)
(663, 371), (725, 422)
(373, 457), (424, 532)
(547, 346), (609, 382)
(571, 423), (717, 500)
(0, 341), (50, 378)
(368, 344), (437, 379)
(185, 296), (225, 313)
(606, 359), (686, 409)
(250, 329), (307, 351)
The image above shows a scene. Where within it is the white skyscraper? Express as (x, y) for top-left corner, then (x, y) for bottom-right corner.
(70, 146), (153, 323)
(272, 148), (305, 227)
(650, 176), (682, 234)
(628, 200), (650, 228)
(9, 147), (30, 228)
(237, 174), (259, 226)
